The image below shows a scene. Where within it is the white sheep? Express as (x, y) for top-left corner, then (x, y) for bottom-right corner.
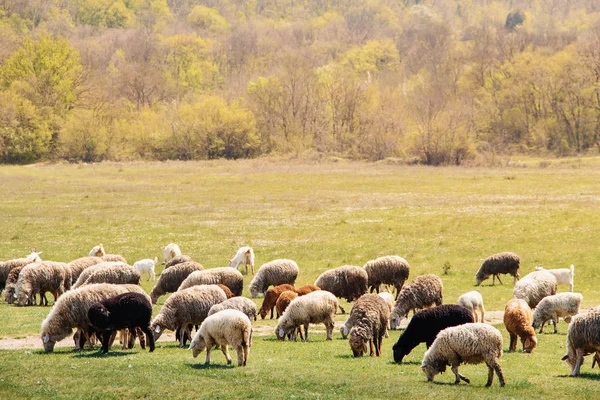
(133, 257), (158, 281)
(532, 292), (582, 333)
(275, 290), (338, 341)
(456, 291), (485, 322)
(229, 246), (255, 275)
(89, 244), (105, 257)
(512, 270), (557, 308)
(534, 265), (574, 292)
(163, 243), (182, 264)
(189, 309), (252, 367)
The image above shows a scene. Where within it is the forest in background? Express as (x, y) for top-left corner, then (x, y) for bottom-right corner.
(1, 0), (600, 165)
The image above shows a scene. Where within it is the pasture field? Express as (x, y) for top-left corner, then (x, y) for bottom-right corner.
(1, 157), (600, 399)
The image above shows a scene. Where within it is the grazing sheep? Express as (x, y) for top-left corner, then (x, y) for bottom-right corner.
(259, 284), (296, 319)
(364, 256), (410, 300)
(88, 292), (155, 353)
(390, 274), (444, 330)
(82, 264), (141, 287)
(102, 254), (127, 263)
(504, 299), (537, 353)
(163, 243), (182, 264)
(165, 255), (193, 269)
(392, 304), (474, 363)
(562, 307), (600, 376)
(421, 323), (505, 387)
(189, 309), (252, 367)
(475, 252), (520, 286)
(295, 284), (320, 296)
(208, 296), (257, 321)
(276, 290), (298, 318)
(150, 285), (227, 347)
(133, 257), (158, 281)
(0, 257), (37, 296)
(314, 265), (368, 313)
(229, 246), (255, 275)
(149, 261), (204, 304)
(456, 291), (485, 322)
(4, 265), (25, 304)
(67, 257), (104, 286)
(344, 294), (390, 357)
(72, 262), (128, 290)
(249, 259), (299, 298)
(535, 265), (575, 292)
(15, 261), (71, 306)
(274, 290), (338, 342)
(40, 283), (146, 352)
(532, 292), (582, 333)
(178, 267), (244, 296)
(513, 270), (557, 309)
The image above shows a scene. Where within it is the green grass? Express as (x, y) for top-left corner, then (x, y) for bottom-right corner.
(1, 158), (600, 398)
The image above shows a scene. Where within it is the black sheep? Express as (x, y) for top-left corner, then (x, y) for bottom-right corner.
(88, 292), (155, 353)
(392, 304), (474, 363)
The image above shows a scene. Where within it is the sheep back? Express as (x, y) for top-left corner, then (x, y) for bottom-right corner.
(178, 267), (243, 296)
(390, 274), (444, 329)
(276, 290), (298, 317)
(475, 252), (520, 286)
(149, 261), (204, 304)
(67, 257), (104, 285)
(249, 259), (299, 298)
(364, 256), (410, 294)
(72, 262), (129, 289)
(513, 270), (557, 308)
(165, 255), (193, 269)
(314, 265), (368, 302)
(82, 264), (141, 286)
(208, 296), (257, 321)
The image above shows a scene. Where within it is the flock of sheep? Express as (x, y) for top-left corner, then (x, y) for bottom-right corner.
(0, 244), (595, 385)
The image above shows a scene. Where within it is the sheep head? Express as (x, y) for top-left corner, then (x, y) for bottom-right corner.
(189, 336), (206, 358)
(349, 328), (368, 357)
(420, 359), (446, 382)
(523, 336), (537, 353)
(16, 291), (30, 307)
(150, 321), (164, 341)
(88, 303), (111, 330)
(26, 250), (42, 262)
(389, 308), (406, 330)
(41, 327), (72, 353)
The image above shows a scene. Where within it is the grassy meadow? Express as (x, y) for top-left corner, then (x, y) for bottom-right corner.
(1, 157), (600, 399)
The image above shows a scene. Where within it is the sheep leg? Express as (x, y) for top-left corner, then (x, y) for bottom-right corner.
(242, 344), (249, 367)
(128, 328), (137, 349)
(480, 305), (485, 323)
(491, 360), (505, 387)
(270, 307), (274, 319)
(297, 327), (304, 341)
(508, 333), (517, 352)
(451, 365), (470, 384)
(101, 331), (112, 354)
(325, 319), (334, 341)
(572, 349), (585, 376)
(338, 305), (346, 314)
(236, 346), (245, 367)
(108, 331), (117, 349)
(303, 322), (310, 342)
(369, 339), (375, 357)
(137, 327), (146, 349)
(220, 344), (232, 365)
(592, 352), (600, 369)
(141, 326), (155, 352)
(495, 274), (503, 285)
(539, 321), (546, 334)
(553, 315), (558, 334)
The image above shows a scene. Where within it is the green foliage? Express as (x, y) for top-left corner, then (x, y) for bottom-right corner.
(187, 5), (229, 31)
(340, 39), (399, 75)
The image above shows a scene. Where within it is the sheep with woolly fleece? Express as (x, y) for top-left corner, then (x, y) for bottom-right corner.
(532, 292), (582, 333)
(390, 274), (444, 330)
(457, 291), (485, 322)
(88, 292), (155, 353)
(504, 299), (537, 353)
(364, 256), (410, 300)
(208, 296), (257, 321)
(535, 265), (575, 292)
(163, 243), (182, 264)
(178, 267), (243, 296)
(249, 259), (299, 298)
(392, 304), (474, 363)
(274, 290), (338, 341)
(67, 257), (103, 286)
(150, 285), (227, 347)
(15, 262), (71, 306)
(314, 265), (368, 313)
(229, 246), (255, 275)
(81, 263), (141, 287)
(276, 290), (298, 319)
(149, 261), (204, 304)
(72, 262), (127, 289)
(475, 252), (520, 286)
(513, 270), (557, 309)
(0, 256), (38, 296)
(295, 284), (320, 296)
(562, 307), (600, 376)
(421, 323), (505, 387)
(189, 309), (252, 367)
(101, 254), (127, 263)
(4, 265), (25, 304)
(344, 294), (389, 357)
(340, 292), (392, 339)
(40, 283), (147, 352)
(133, 257), (158, 281)
(165, 255), (193, 269)
(259, 284), (295, 319)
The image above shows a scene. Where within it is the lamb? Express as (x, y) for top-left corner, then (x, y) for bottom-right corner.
(164, 255), (193, 269)
(189, 309), (252, 367)
(133, 257), (158, 281)
(15, 261), (71, 306)
(40, 283), (146, 352)
(513, 270), (557, 309)
(259, 284), (296, 319)
(0, 256), (38, 296)
(71, 262), (128, 289)
(421, 323), (505, 387)
(177, 267), (244, 296)
(249, 259), (299, 298)
(535, 265), (575, 292)
(344, 294), (389, 357)
(4, 265), (25, 304)
(150, 284), (227, 347)
(88, 292), (155, 353)
(229, 246), (255, 275)
(67, 256), (104, 285)
(149, 261), (204, 304)
(392, 304), (474, 363)
(275, 290), (298, 318)
(503, 299), (537, 353)
(274, 290), (338, 341)
(81, 264), (141, 286)
(390, 274), (444, 330)
(314, 265), (368, 313)
(208, 296), (257, 321)
(475, 251), (520, 286)
(364, 256), (410, 300)
(163, 243), (182, 264)
(456, 291), (485, 322)
(532, 292), (582, 333)
(562, 307), (600, 376)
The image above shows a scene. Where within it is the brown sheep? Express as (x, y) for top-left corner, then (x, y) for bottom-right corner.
(504, 299), (537, 353)
(295, 284), (320, 296)
(276, 290), (298, 318)
(259, 284), (295, 319)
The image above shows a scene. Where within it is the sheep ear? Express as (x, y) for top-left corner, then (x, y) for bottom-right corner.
(279, 328), (285, 338)
(561, 354), (569, 361)
(154, 325), (162, 333)
(245, 249), (251, 255)
(43, 334), (50, 344)
(13, 293), (17, 298)
(420, 363), (427, 368)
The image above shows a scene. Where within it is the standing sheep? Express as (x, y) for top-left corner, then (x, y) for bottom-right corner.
(421, 323), (505, 387)
(133, 257), (158, 281)
(208, 296), (257, 321)
(504, 299), (537, 353)
(4, 265), (25, 304)
(513, 270), (557, 309)
(67, 256), (104, 286)
(314, 265), (368, 313)
(72, 262), (128, 289)
(81, 264), (141, 287)
(15, 261), (71, 306)
(229, 246), (255, 275)
(163, 243), (182, 264)
(535, 265), (575, 292)
(364, 256), (410, 300)
(178, 267), (244, 296)
(275, 290), (338, 341)
(149, 261), (204, 304)
(532, 292), (582, 333)
(344, 294), (390, 357)
(456, 291), (485, 322)
(0, 255), (39, 296)
(475, 252), (520, 286)
(249, 259), (299, 298)
(562, 307), (600, 376)
(189, 309), (252, 367)
(390, 274), (444, 330)
(259, 284), (296, 319)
